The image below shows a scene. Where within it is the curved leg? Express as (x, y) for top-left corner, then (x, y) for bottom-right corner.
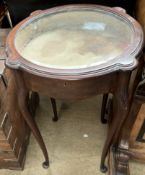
(100, 72), (131, 173)
(50, 98), (58, 122)
(101, 94), (108, 124)
(113, 56), (145, 175)
(12, 70), (49, 168)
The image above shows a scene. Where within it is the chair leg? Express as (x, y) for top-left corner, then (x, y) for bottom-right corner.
(50, 98), (58, 121)
(101, 94), (108, 124)
(6, 11), (13, 28)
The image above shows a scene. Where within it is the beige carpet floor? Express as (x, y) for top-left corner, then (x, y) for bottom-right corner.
(0, 95), (144, 175)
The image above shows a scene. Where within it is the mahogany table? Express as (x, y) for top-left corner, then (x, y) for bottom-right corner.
(5, 5), (143, 173)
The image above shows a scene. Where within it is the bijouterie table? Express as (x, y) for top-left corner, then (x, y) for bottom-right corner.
(5, 5), (144, 173)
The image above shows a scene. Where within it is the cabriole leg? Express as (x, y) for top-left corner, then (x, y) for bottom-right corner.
(100, 72), (131, 173)
(12, 69), (49, 168)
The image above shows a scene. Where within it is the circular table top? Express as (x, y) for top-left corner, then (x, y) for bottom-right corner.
(6, 5), (144, 78)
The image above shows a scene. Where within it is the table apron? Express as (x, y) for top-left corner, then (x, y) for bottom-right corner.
(22, 71), (118, 100)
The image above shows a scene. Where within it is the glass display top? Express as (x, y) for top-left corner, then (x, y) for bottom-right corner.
(15, 7), (135, 69)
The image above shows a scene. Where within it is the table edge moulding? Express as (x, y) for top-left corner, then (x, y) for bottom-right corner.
(6, 4), (143, 79)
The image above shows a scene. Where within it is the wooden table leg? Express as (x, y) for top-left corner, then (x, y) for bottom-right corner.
(101, 94), (108, 124)
(112, 57), (144, 175)
(100, 71), (131, 173)
(12, 69), (49, 168)
(50, 98), (58, 121)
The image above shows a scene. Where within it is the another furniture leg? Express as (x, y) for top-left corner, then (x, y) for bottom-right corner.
(112, 56), (144, 175)
(101, 94), (108, 124)
(100, 71), (131, 173)
(50, 98), (58, 121)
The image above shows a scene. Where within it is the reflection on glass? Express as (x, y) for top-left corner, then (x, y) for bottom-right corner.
(15, 10), (134, 69)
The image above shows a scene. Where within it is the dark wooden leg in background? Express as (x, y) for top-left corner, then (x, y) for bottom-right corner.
(50, 98), (58, 121)
(12, 70), (49, 168)
(29, 92), (40, 116)
(100, 72), (131, 173)
(101, 94), (108, 124)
